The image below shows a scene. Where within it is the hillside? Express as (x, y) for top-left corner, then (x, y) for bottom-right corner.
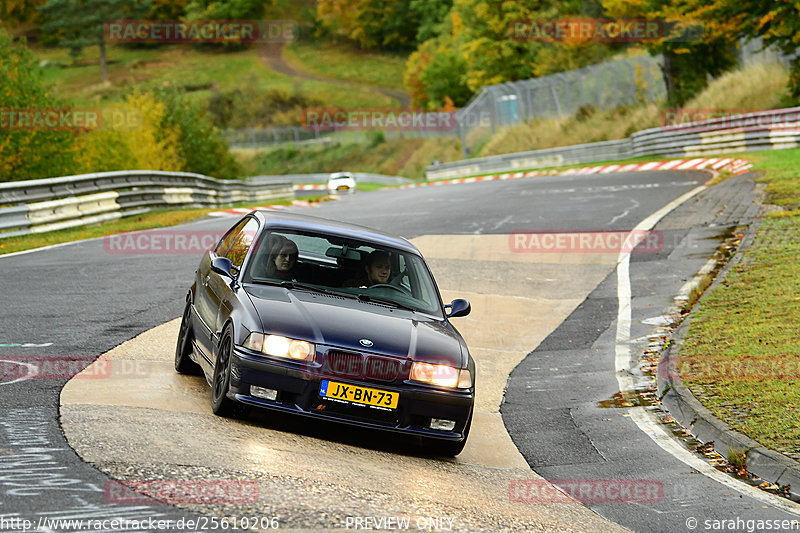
(241, 61), (791, 179)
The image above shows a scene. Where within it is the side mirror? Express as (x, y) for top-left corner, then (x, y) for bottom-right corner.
(445, 298), (471, 318)
(211, 256), (239, 279)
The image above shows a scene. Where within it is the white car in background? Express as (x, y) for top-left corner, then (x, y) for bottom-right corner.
(327, 172), (356, 194)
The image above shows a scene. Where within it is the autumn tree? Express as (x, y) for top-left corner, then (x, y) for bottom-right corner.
(404, 0), (618, 107)
(185, 0), (272, 20)
(317, 0), (420, 50)
(680, 0), (800, 99)
(39, 0), (152, 80)
(602, 0), (738, 106)
(0, 0), (47, 33)
(0, 29), (76, 181)
(410, 0), (452, 43)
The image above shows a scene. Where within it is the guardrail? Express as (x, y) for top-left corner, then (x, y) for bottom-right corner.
(0, 170), (292, 239)
(248, 173), (412, 186)
(426, 107), (800, 180)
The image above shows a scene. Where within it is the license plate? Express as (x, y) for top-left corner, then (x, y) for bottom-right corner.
(337, 185), (349, 191)
(319, 380), (398, 410)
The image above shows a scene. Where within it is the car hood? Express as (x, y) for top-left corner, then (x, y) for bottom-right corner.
(244, 285), (465, 367)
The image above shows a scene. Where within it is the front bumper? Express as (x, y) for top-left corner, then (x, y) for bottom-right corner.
(229, 347), (473, 441)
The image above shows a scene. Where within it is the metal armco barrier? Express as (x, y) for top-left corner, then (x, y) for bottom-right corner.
(0, 170), (292, 238)
(426, 107), (800, 180)
(247, 173), (412, 186)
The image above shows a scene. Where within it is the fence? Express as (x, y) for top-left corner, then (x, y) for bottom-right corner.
(0, 171), (291, 238)
(426, 107), (800, 180)
(453, 54), (666, 157)
(225, 125), (452, 150)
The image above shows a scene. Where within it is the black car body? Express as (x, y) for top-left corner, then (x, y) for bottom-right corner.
(175, 211), (474, 455)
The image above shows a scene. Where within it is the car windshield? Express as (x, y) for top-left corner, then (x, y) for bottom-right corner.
(242, 229), (444, 317)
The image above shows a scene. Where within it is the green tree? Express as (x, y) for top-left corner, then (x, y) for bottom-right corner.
(404, 0), (620, 107)
(680, 0), (800, 100)
(0, 29), (76, 181)
(154, 88), (241, 178)
(185, 0), (271, 20)
(317, 0), (419, 50)
(419, 40), (471, 107)
(602, 0), (738, 106)
(39, 0), (152, 80)
(409, 0), (452, 44)
(0, 0), (47, 32)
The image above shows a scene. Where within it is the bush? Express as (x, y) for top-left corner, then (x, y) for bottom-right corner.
(154, 88), (242, 178)
(0, 30), (77, 181)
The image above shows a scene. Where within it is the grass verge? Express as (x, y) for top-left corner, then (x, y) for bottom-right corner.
(678, 148), (800, 463)
(31, 44), (395, 111)
(283, 42), (407, 91)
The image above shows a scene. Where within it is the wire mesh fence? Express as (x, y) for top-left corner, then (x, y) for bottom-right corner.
(224, 125), (453, 150)
(453, 54), (666, 156)
(224, 42), (790, 156)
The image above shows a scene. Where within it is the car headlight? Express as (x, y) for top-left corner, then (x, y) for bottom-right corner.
(243, 333), (315, 362)
(410, 362), (472, 389)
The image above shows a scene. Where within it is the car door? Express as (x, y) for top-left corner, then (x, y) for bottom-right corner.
(209, 217), (259, 365)
(193, 217), (252, 361)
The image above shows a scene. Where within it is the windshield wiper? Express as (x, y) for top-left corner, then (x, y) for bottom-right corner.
(279, 280), (359, 299)
(357, 293), (417, 312)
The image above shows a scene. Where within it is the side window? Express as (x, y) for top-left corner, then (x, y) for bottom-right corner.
(217, 218), (259, 268)
(216, 219), (248, 258)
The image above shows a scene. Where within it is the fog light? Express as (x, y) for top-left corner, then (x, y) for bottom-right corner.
(251, 386), (278, 401)
(430, 418), (456, 431)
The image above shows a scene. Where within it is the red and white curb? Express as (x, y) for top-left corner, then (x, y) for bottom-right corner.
(294, 184), (327, 191)
(403, 158), (753, 189)
(210, 158), (752, 216)
(208, 198), (338, 218)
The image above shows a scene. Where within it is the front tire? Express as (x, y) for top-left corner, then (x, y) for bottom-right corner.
(175, 300), (201, 375)
(210, 326), (250, 419)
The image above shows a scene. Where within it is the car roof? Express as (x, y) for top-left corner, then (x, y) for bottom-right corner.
(251, 211), (421, 255)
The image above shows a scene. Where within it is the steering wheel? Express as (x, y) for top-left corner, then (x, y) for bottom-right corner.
(369, 283), (410, 295)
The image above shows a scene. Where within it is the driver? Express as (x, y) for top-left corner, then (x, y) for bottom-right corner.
(345, 250), (390, 287)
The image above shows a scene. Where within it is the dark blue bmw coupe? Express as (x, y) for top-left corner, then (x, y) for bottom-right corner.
(175, 211), (474, 455)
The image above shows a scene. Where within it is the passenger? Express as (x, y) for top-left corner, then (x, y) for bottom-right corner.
(266, 236), (298, 279)
(345, 250), (391, 287)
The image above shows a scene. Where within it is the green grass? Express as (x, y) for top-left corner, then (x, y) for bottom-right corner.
(356, 182), (387, 192)
(679, 147), (800, 462)
(238, 136), (463, 180)
(283, 42), (408, 91)
(31, 44), (395, 110)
